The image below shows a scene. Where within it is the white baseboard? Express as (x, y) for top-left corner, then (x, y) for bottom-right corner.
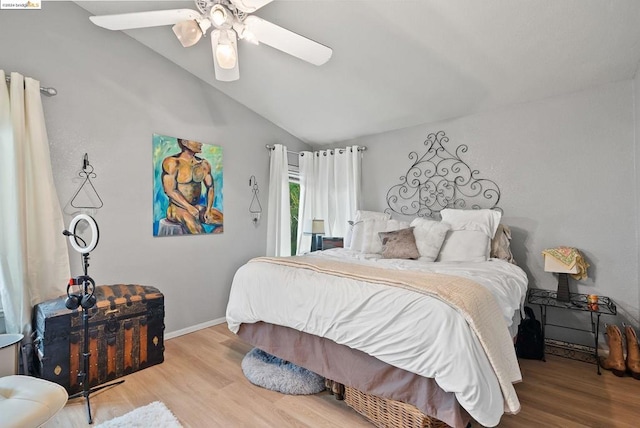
(165, 317), (226, 340)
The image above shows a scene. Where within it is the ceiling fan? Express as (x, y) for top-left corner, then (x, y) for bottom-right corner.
(89, 0), (333, 82)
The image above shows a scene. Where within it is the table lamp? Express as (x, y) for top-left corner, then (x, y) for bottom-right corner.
(544, 253), (579, 302)
(305, 219), (325, 252)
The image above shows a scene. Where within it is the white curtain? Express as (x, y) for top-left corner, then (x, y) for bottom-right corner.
(266, 144), (291, 257)
(0, 71), (70, 339)
(296, 146), (362, 254)
(296, 152), (315, 253)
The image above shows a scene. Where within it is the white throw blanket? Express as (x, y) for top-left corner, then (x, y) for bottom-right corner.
(227, 251), (527, 426)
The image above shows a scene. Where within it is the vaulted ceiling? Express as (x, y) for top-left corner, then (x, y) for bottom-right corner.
(76, 1), (640, 145)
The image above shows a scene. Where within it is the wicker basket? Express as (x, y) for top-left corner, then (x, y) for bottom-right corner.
(344, 386), (450, 428)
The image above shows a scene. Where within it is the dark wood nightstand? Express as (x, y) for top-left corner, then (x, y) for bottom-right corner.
(321, 237), (344, 250)
(526, 289), (617, 374)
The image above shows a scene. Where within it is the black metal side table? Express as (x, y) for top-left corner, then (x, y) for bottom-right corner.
(526, 288), (617, 374)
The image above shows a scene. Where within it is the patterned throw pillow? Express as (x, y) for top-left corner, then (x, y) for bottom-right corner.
(378, 227), (420, 259)
(491, 224), (516, 264)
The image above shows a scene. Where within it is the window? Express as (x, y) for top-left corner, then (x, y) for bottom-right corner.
(289, 163), (300, 256)
(0, 298), (4, 334)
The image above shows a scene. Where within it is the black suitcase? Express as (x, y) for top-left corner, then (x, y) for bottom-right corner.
(33, 284), (165, 394)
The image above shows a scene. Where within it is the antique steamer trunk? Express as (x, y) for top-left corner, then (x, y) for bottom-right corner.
(33, 284), (164, 394)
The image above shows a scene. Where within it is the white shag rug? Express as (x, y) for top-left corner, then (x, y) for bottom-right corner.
(95, 401), (182, 428)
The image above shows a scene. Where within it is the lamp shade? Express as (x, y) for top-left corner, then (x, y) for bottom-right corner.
(544, 255), (579, 274)
(304, 219), (325, 235)
(312, 219), (325, 234)
(542, 247), (583, 302)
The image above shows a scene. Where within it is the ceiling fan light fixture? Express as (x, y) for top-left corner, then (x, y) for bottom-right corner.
(211, 29), (239, 81)
(234, 23), (259, 45)
(197, 18), (212, 34)
(172, 19), (202, 47)
(243, 31), (259, 45)
(210, 4), (230, 27)
(216, 42), (237, 69)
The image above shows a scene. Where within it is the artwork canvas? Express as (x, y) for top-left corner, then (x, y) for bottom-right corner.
(152, 134), (223, 236)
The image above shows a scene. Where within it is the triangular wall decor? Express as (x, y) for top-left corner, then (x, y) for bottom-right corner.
(70, 153), (103, 210)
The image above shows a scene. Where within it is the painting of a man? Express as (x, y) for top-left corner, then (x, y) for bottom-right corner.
(153, 134), (223, 236)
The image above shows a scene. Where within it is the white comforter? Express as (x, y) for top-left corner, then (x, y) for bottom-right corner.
(226, 249), (528, 427)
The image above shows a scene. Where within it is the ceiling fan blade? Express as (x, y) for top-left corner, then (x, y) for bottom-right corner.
(228, 0), (273, 14)
(89, 9), (201, 31)
(243, 16), (332, 66)
(211, 30), (240, 82)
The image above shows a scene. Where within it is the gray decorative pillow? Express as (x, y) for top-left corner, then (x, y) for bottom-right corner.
(378, 227), (420, 259)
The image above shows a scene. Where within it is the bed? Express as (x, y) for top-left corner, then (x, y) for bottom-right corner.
(226, 208), (528, 428)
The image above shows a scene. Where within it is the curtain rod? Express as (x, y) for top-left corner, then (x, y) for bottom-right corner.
(5, 75), (57, 96)
(265, 145), (367, 155)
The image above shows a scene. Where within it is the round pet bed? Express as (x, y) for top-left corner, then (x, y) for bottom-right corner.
(241, 348), (325, 395)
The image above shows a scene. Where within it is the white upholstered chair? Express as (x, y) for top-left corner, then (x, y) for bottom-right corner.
(0, 334), (68, 427)
(0, 375), (68, 428)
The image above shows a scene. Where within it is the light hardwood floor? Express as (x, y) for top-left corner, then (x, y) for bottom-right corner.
(45, 323), (640, 428)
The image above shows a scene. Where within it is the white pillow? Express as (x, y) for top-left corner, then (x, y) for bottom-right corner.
(437, 209), (501, 262)
(387, 219), (410, 229)
(355, 210), (391, 221)
(351, 218), (409, 254)
(410, 218), (451, 262)
(437, 230), (490, 262)
(346, 210), (391, 249)
(440, 209), (502, 239)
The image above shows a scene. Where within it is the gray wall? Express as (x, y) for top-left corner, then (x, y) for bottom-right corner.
(635, 69), (640, 320)
(340, 80), (639, 343)
(3, 2), (638, 345)
(0, 2), (309, 335)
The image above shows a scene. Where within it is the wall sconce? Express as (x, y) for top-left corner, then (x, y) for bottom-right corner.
(249, 176), (262, 226)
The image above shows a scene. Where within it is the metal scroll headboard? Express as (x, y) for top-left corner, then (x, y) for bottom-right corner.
(385, 131), (501, 218)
